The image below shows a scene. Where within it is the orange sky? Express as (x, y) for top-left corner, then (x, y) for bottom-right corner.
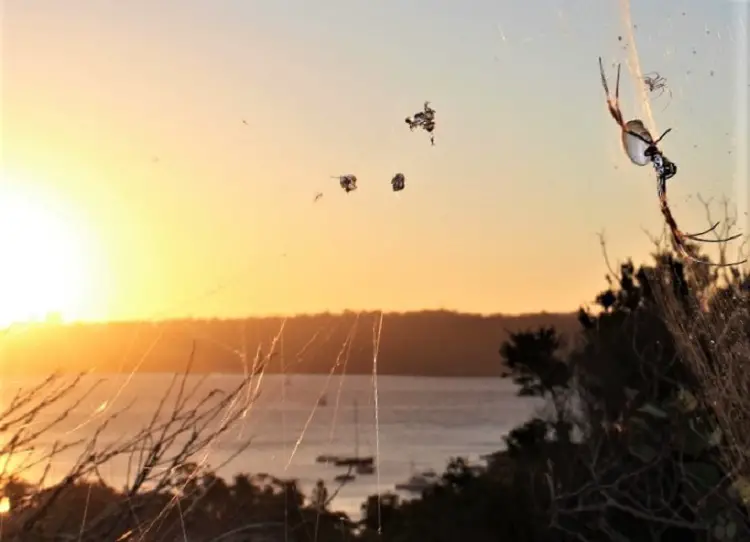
(0, 0), (746, 323)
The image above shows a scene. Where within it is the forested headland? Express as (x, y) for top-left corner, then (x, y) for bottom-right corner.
(0, 310), (578, 376)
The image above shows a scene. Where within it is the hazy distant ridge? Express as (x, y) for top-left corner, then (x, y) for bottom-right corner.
(1, 311), (577, 377)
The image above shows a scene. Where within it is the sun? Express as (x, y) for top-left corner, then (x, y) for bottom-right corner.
(0, 183), (91, 328)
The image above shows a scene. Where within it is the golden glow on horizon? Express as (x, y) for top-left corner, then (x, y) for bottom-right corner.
(0, 2), (739, 322)
(0, 182), (92, 328)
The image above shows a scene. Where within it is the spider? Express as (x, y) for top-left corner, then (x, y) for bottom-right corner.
(332, 174), (357, 193)
(405, 101), (436, 146)
(391, 173), (405, 192)
(598, 57), (746, 268)
(643, 71), (672, 109)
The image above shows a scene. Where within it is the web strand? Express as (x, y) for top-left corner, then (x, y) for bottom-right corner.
(371, 311), (384, 534)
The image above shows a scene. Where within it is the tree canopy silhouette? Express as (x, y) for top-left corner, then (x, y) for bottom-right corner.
(3, 244), (750, 541)
(357, 248), (750, 541)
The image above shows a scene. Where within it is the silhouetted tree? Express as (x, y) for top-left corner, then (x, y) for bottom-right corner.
(501, 326), (573, 448)
(359, 458), (556, 542)
(548, 252), (750, 541)
(358, 247), (750, 542)
(311, 478), (329, 511)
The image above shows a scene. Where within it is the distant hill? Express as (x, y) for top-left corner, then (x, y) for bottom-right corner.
(0, 311), (578, 377)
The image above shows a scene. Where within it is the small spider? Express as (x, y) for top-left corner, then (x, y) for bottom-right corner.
(391, 173), (405, 192)
(643, 71), (672, 110)
(332, 174), (357, 193)
(405, 101), (436, 146)
(598, 57), (745, 268)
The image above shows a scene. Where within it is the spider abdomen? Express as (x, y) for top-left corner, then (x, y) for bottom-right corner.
(621, 120), (654, 166)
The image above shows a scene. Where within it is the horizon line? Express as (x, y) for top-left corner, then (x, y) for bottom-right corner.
(4, 308), (577, 328)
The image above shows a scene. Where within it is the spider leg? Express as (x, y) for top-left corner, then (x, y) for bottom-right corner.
(615, 62), (621, 103)
(651, 128), (672, 146)
(669, 219), (746, 267)
(659, 87), (673, 112)
(674, 241), (748, 267)
(628, 129), (656, 147)
(659, 186), (747, 266)
(682, 222), (722, 239)
(598, 57), (625, 128)
(598, 59), (612, 97)
(684, 227), (743, 244)
(670, 213), (742, 244)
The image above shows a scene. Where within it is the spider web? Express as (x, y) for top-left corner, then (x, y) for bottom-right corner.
(619, 0), (658, 137)
(0, 234), (390, 542)
(601, 2), (750, 526)
(3, 2), (748, 541)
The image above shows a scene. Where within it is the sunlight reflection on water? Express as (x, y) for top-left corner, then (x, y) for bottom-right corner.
(1, 373), (540, 518)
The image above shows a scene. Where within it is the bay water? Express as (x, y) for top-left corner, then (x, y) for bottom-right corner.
(0, 373), (541, 518)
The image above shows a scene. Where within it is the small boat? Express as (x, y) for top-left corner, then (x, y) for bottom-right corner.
(334, 472), (356, 484)
(394, 473), (439, 493)
(356, 463), (375, 475)
(317, 395), (328, 407)
(331, 400), (376, 472)
(315, 454), (339, 465)
(334, 456), (374, 468)
(394, 465), (439, 494)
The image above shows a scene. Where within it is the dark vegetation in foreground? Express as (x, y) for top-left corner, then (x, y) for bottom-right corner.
(2, 242), (750, 540)
(0, 310), (577, 376)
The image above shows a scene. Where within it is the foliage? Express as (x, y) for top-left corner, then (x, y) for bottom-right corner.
(356, 246), (750, 541)
(0, 470), (353, 541)
(0, 349), (356, 542)
(358, 458), (555, 542)
(3, 230), (750, 541)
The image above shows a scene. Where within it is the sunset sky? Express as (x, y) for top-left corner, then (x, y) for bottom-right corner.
(1, 0), (747, 323)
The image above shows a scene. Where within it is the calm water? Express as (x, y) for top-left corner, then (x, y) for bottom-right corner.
(0, 373), (540, 517)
